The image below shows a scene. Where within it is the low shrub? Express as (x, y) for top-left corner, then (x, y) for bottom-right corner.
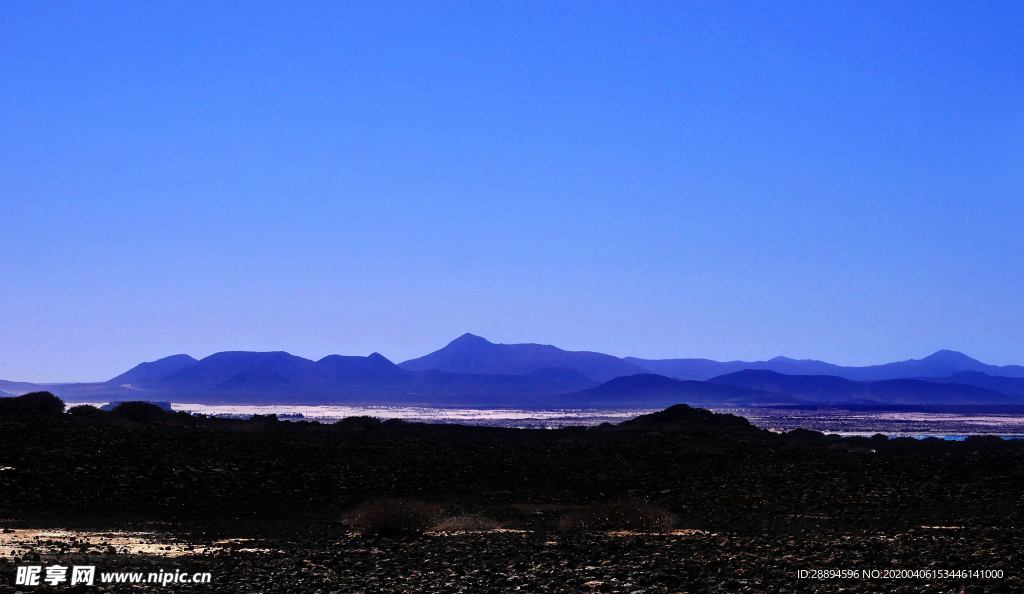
(559, 499), (676, 533)
(108, 401), (167, 423)
(432, 514), (500, 533)
(348, 499), (443, 537)
(68, 404), (103, 418)
(335, 416), (382, 431)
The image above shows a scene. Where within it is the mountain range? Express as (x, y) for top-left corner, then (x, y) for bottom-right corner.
(626, 349), (1024, 381)
(2, 333), (1022, 408)
(706, 369), (1021, 405)
(399, 333), (646, 381)
(399, 334), (1024, 382)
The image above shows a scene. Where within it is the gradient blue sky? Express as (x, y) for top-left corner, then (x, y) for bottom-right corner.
(2, 1), (1023, 382)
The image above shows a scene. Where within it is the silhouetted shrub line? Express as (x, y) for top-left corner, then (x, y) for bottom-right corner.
(558, 499), (676, 533)
(4, 395), (1024, 461)
(68, 404), (104, 418)
(432, 514), (501, 533)
(346, 498), (444, 536)
(0, 391), (65, 414)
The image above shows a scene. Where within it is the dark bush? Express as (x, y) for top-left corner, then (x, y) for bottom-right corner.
(559, 499), (676, 533)
(0, 391), (65, 415)
(786, 428), (826, 443)
(108, 401), (167, 423)
(68, 404), (104, 418)
(348, 499), (443, 536)
(335, 416), (383, 431)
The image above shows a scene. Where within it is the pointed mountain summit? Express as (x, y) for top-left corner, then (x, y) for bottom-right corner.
(398, 333), (647, 382)
(840, 350), (1024, 380)
(915, 350), (993, 372)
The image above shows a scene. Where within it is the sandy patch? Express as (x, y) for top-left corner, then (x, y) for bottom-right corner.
(0, 529), (218, 557)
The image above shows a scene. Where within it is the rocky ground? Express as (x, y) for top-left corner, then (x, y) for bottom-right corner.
(0, 402), (1022, 592)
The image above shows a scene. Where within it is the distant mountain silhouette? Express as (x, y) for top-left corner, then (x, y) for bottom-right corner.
(627, 350), (1024, 381)
(556, 374), (802, 407)
(0, 379), (45, 396)
(708, 369), (1020, 405)
(108, 350), (598, 405)
(839, 350), (1024, 380)
(317, 352), (406, 378)
(403, 336), (1023, 382)
(0, 378), (137, 402)
(107, 354), (199, 385)
(399, 333), (647, 381)
(622, 356), (838, 381)
(920, 371), (1024, 395)
(4, 337), (1024, 408)
(137, 351), (332, 392)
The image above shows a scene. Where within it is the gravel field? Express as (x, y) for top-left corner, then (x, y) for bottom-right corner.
(1, 403), (1022, 592)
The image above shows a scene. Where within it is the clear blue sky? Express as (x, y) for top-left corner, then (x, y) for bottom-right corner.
(2, 1), (1022, 382)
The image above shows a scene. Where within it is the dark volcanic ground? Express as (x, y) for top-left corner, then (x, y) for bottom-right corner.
(0, 405), (1022, 592)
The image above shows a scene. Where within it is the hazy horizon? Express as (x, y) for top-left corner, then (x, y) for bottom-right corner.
(3, 2), (1022, 382)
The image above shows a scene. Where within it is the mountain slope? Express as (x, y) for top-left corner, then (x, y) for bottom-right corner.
(0, 379), (142, 402)
(556, 374), (801, 407)
(0, 380), (47, 396)
(627, 350), (1024, 381)
(708, 369), (1020, 405)
(115, 350), (598, 405)
(921, 371), (1024, 395)
(135, 351), (334, 393)
(399, 333), (647, 381)
(839, 350), (1024, 381)
(107, 354), (199, 385)
(6, 342), (1024, 407)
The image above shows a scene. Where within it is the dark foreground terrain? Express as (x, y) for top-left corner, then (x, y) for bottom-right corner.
(0, 396), (1022, 592)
